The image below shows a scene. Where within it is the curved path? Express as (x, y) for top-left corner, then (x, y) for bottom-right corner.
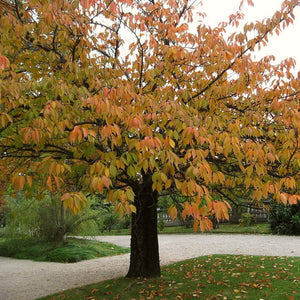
(1, 234), (299, 300)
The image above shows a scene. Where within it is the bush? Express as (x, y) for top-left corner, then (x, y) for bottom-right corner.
(75, 218), (104, 235)
(3, 193), (77, 242)
(103, 213), (118, 231)
(119, 215), (131, 230)
(269, 202), (300, 235)
(2, 193), (109, 241)
(2, 193), (41, 239)
(239, 213), (255, 227)
(158, 218), (165, 231)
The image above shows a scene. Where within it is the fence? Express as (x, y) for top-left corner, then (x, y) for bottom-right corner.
(247, 205), (269, 223)
(157, 204), (269, 226)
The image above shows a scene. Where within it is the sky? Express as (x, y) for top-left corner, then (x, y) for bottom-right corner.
(200, 0), (300, 72)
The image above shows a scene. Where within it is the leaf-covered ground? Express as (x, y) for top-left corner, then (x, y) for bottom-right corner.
(41, 255), (299, 299)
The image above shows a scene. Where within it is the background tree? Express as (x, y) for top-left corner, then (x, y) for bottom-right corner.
(0, 0), (299, 277)
(269, 201), (300, 235)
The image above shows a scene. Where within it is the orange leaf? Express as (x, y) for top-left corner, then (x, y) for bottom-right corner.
(280, 193), (287, 205)
(26, 176), (33, 187)
(46, 176), (52, 190)
(200, 218), (213, 232)
(12, 175), (25, 191)
(0, 54), (9, 71)
(168, 205), (177, 221)
(61, 193), (71, 201)
(102, 176), (111, 189)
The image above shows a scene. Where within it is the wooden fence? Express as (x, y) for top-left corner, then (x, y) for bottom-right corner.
(157, 204), (269, 226)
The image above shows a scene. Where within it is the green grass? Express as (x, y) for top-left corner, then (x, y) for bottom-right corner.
(210, 223), (271, 234)
(99, 223), (272, 235)
(39, 255), (300, 300)
(0, 237), (129, 262)
(160, 223), (271, 234)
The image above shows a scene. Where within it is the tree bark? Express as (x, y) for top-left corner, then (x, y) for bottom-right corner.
(60, 202), (66, 242)
(54, 202), (66, 243)
(126, 175), (161, 278)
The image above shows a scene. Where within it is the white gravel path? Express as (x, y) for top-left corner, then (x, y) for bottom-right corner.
(1, 234), (299, 300)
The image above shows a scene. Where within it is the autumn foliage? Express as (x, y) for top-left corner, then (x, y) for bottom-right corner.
(0, 0), (299, 276)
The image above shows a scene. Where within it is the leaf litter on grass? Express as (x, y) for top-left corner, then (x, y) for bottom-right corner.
(43, 255), (299, 300)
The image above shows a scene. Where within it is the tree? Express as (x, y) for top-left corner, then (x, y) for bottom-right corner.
(269, 201), (300, 235)
(0, 0), (299, 277)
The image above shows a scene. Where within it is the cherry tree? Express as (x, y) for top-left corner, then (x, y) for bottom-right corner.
(0, 0), (299, 277)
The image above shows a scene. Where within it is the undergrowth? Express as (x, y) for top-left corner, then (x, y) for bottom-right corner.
(0, 237), (129, 262)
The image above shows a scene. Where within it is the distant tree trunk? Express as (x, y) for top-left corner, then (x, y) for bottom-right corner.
(55, 202), (66, 243)
(211, 215), (219, 229)
(126, 174), (161, 278)
(60, 202), (66, 242)
(231, 205), (243, 224)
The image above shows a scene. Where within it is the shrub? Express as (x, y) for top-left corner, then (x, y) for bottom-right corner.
(3, 193), (109, 242)
(269, 202), (300, 235)
(239, 213), (255, 227)
(119, 215), (131, 230)
(158, 218), (165, 231)
(2, 193), (41, 239)
(3, 193), (78, 242)
(75, 219), (104, 235)
(103, 213), (118, 231)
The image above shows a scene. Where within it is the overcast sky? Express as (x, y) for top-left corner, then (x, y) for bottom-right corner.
(201, 0), (300, 72)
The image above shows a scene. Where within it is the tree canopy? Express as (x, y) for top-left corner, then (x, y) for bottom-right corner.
(0, 0), (299, 276)
(1, 0), (300, 226)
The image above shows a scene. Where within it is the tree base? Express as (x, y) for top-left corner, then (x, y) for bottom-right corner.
(126, 177), (161, 278)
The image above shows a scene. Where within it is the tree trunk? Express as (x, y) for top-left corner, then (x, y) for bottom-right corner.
(126, 175), (161, 278)
(60, 202), (66, 242)
(55, 202), (66, 243)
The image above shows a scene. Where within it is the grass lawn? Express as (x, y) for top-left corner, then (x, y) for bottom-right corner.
(206, 223), (271, 234)
(100, 223), (272, 236)
(39, 255), (300, 300)
(0, 237), (129, 262)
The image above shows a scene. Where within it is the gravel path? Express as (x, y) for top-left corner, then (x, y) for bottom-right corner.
(1, 234), (299, 300)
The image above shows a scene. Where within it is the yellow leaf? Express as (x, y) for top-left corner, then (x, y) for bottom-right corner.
(109, 165), (117, 177)
(169, 139), (175, 148)
(168, 205), (177, 221)
(62, 192), (86, 214)
(156, 181), (163, 193)
(127, 165), (136, 178)
(129, 204), (136, 213)
(165, 179), (172, 189)
(161, 172), (168, 183)
(114, 203), (124, 218)
(175, 179), (182, 190)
